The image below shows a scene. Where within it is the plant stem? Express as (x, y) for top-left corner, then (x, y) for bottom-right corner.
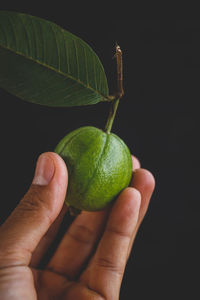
(104, 43), (124, 134)
(105, 97), (120, 133)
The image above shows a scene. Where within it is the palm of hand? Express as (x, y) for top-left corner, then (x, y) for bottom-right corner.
(5, 206), (132, 300)
(0, 156), (154, 300)
(32, 205), (130, 300)
(32, 208), (114, 300)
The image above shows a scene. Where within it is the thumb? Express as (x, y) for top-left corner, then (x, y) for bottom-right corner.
(0, 152), (68, 267)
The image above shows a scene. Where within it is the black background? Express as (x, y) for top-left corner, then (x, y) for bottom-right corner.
(0, 7), (199, 300)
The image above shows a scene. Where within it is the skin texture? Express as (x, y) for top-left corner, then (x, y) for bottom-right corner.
(0, 152), (155, 299)
(55, 126), (133, 211)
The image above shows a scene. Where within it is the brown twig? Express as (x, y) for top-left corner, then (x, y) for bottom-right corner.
(115, 43), (124, 99)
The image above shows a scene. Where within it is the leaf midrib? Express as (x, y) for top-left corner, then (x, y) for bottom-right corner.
(0, 43), (109, 101)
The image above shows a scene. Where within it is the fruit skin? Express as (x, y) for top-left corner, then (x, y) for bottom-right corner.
(55, 126), (132, 212)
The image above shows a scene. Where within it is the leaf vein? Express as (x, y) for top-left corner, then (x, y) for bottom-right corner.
(63, 37), (69, 74)
(92, 52), (98, 90)
(18, 15), (31, 57)
(83, 46), (89, 86)
(0, 44), (108, 100)
(7, 15), (18, 50)
(0, 21), (8, 46)
(50, 23), (60, 71)
(73, 38), (80, 80)
(29, 17), (38, 59)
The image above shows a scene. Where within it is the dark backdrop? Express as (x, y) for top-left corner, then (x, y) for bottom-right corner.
(0, 8), (199, 300)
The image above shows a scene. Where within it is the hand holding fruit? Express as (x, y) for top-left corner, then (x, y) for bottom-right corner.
(0, 11), (156, 299)
(0, 152), (155, 299)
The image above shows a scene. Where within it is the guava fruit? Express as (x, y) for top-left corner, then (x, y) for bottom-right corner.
(55, 126), (132, 213)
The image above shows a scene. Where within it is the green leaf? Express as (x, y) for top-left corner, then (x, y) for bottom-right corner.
(0, 11), (109, 107)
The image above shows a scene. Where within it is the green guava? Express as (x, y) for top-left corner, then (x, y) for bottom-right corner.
(55, 126), (132, 214)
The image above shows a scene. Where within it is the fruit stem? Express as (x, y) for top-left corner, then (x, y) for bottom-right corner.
(105, 43), (124, 134)
(105, 97), (120, 133)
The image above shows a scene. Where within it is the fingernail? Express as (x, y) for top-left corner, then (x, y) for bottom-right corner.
(32, 153), (55, 186)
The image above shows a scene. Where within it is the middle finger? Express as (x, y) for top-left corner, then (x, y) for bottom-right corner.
(46, 208), (110, 280)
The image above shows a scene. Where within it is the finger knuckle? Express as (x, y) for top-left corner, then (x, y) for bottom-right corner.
(107, 226), (132, 239)
(68, 224), (95, 245)
(96, 256), (123, 276)
(19, 186), (52, 225)
(0, 246), (27, 267)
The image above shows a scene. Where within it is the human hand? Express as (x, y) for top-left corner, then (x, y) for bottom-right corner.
(0, 152), (155, 299)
